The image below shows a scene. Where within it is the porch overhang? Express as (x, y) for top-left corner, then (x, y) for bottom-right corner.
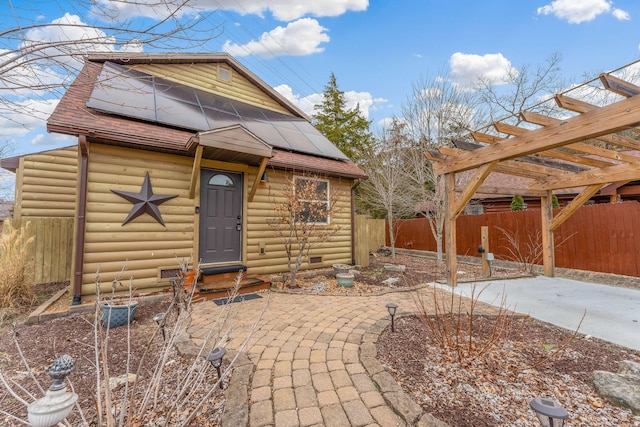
(188, 125), (273, 200)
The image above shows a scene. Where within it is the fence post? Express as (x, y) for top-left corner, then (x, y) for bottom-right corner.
(481, 226), (490, 276)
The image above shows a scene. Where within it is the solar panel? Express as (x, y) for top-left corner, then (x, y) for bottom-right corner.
(86, 62), (348, 160)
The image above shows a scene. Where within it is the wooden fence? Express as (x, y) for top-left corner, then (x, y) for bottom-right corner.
(354, 215), (386, 266)
(2, 217), (74, 284)
(390, 201), (640, 277)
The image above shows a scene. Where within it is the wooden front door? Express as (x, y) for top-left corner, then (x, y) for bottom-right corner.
(199, 169), (243, 264)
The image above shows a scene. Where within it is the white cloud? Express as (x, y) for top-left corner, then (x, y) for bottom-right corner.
(274, 84), (384, 119)
(274, 84), (323, 116)
(612, 8), (630, 20)
(344, 90), (375, 119)
(536, 0), (627, 24)
(449, 52), (516, 88)
(223, 18), (329, 58)
(376, 116), (403, 131)
(0, 99), (59, 138)
(93, 0), (368, 22)
(28, 132), (75, 147)
(22, 13), (118, 67)
(0, 49), (64, 95)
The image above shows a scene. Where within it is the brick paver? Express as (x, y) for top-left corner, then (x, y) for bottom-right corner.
(188, 288), (464, 426)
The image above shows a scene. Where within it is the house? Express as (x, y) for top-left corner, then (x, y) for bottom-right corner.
(3, 53), (366, 304)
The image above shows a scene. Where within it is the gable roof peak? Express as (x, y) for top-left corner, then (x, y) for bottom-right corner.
(86, 52), (310, 121)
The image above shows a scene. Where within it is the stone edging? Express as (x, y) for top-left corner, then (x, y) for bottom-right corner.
(220, 351), (253, 427)
(176, 312), (253, 427)
(270, 282), (433, 297)
(360, 317), (450, 427)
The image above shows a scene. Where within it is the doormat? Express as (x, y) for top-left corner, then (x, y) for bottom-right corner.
(213, 293), (263, 306)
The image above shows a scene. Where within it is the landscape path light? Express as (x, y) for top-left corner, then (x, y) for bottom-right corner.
(386, 302), (398, 332)
(153, 312), (167, 342)
(530, 397), (569, 427)
(27, 354), (78, 427)
(206, 346), (226, 386)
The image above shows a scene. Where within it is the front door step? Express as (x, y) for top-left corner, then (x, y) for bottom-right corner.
(201, 265), (247, 285)
(189, 270), (270, 302)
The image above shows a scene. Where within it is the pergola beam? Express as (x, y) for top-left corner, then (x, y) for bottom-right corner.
(538, 162), (640, 190)
(474, 127), (612, 168)
(549, 184), (604, 231)
(532, 99), (640, 151)
(600, 73), (640, 97)
(454, 139), (586, 172)
(456, 185), (549, 198)
(519, 112), (617, 168)
(452, 161), (497, 218)
(438, 146), (563, 179)
(494, 119), (640, 164)
(444, 173), (457, 287)
(433, 94), (640, 175)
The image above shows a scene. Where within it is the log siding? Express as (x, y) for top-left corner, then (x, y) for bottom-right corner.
(13, 146), (77, 218)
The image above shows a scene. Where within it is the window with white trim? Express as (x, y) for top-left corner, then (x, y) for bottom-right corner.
(294, 176), (330, 224)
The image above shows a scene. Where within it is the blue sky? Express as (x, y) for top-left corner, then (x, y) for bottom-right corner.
(1, 0), (640, 195)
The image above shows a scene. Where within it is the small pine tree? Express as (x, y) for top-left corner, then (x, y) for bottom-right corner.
(552, 194), (560, 208)
(510, 195), (525, 211)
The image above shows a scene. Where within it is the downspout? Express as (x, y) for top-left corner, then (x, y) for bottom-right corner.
(72, 135), (89, 305)
(350, 179), (361, 265)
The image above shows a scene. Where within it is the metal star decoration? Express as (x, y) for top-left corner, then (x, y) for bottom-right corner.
(111, 172), (178, 226)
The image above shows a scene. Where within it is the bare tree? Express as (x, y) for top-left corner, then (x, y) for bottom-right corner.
(359, 119), (415, 257)
(271, 174), (344, 287)
(401, 71), (480, 265)
(474, 52), (568, 126)
(0, 1), (220, 126)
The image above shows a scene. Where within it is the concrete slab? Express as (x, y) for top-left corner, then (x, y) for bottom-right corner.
(449, 276), (640, 351)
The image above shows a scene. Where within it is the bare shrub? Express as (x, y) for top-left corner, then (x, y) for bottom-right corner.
(413, 281), (514, 365)
(496, 226), (576, 274)
(271, 174), (344, 287)
(0, 222), (35, 308)
(0, 260), (268, 426)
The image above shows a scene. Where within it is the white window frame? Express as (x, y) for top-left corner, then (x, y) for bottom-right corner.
(294, 176), (330, 225)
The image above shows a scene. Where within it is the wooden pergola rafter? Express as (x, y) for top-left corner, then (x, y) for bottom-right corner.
(425, 71), (640, 286)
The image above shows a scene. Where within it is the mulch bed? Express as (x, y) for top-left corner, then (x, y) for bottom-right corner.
(2, 252), (639, 426)
(0, 297), (225, 426)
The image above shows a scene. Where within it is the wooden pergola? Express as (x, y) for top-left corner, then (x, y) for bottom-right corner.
(425, 71), (640, 286)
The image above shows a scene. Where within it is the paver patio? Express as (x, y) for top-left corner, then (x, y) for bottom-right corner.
(186, 287), (490, 427)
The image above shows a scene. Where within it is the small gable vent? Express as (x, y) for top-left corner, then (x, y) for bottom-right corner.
(218, 66), (231, 82)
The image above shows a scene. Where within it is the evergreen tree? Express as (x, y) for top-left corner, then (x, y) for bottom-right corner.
(312, 73), (373, 161)
(510, 195), (526, 211)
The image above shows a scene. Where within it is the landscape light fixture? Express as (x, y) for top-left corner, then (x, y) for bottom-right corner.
(153, 312), (167, 342)
(27, 355), (78, 427)
(260, 171), (269, 183)
(530, 397), (569, 427)
(206, 347), (227, 386)
(386, 303), (398, 332)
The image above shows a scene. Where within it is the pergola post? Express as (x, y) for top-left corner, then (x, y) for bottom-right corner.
(444, 173), (457, 287)
(541, 191), (555, 277)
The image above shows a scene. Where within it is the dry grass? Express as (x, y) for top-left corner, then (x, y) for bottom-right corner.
(0, 223), (35, 308)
